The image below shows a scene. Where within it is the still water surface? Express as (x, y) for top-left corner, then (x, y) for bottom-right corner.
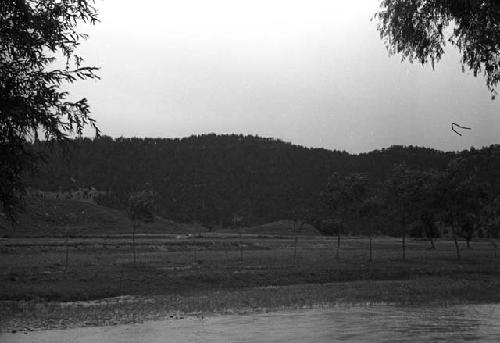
(3, 303), (500, 342)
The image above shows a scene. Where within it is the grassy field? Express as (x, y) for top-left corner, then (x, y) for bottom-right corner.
(1, 234), (500, 331)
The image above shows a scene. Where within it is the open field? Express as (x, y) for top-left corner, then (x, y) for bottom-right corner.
(1, 234), (500, 331)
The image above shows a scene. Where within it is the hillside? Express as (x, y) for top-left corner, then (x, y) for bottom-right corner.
(25, 134), (455, 227)
(0, 198), (323, 237)
(0, 198), (213, 236)
(0, 198), (130, 236)
(242, 220), (321, 236)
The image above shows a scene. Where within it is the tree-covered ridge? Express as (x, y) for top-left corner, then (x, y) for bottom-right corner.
(26, 134), (458, 227)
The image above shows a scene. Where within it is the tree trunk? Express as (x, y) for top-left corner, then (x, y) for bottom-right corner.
(224, 242), (229, 260)
(239, 230), (243, 266)
(428, 235), (436, 250)
(132, 222), (137, 267)
(422, 215), (436, 250)
(401, 213), (406, 261)
(491, 239), (498, 259)
(293, 236), (298, 265)
(369, 235), (373, 262)
(118, 270), (123, 294)
(336, 226), (341, 260)
(402, 233), (406, 261)
(453, 233), (461, 261)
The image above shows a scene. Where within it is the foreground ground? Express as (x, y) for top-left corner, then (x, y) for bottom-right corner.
(1, 234), (499, 332)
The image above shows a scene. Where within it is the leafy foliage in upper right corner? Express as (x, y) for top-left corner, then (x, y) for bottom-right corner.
(375, 0), (500, 98)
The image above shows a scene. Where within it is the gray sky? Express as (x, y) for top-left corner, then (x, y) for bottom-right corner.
(70, 0), (500, 153)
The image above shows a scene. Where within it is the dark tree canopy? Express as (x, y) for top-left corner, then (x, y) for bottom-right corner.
(1, 0), (99, 221)
(376, 0), (500, 98)
(128, 186), (155, 223)
(323, 172), (369, 224)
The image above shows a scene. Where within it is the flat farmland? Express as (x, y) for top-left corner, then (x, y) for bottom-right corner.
(1, 234), (499, 301)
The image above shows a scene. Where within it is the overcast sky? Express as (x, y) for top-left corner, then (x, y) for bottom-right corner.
(69, 0), (500, 153)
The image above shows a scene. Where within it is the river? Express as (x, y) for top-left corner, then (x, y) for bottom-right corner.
(3, 303), (500, 342)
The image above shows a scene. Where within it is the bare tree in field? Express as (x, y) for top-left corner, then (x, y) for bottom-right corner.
(291, 206), (308, 265)
(232, 213), (244, 266)
(359, 195), (384, 262)
(128, 184), (155, 266)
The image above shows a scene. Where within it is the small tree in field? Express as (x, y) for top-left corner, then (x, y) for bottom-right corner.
(482, 197), (500, 258)
(323, 173), (368, 260)
(128, 184), (155, 266)
(437, 159), (485, 260)
(232, 212), (244, 265)
(386, 164), (430, 260)
(291, 206), (309, 265)
(483, 197), (500, 237)
(359, 195), (384, 262)
(414, 170), (443, 250)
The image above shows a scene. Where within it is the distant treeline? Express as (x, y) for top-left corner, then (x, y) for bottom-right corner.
(27, 134), (484, 229)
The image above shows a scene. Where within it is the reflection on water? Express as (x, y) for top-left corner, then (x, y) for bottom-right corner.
(3, 304), (500, 342)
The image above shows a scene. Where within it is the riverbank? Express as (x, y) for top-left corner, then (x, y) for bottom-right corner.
(2, 277), (500, 332)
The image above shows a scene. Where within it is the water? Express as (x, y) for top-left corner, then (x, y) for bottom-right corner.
(3, 304), (500, 342)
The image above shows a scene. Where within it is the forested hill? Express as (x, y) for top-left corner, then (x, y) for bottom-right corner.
(27, 134), (455, 226)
